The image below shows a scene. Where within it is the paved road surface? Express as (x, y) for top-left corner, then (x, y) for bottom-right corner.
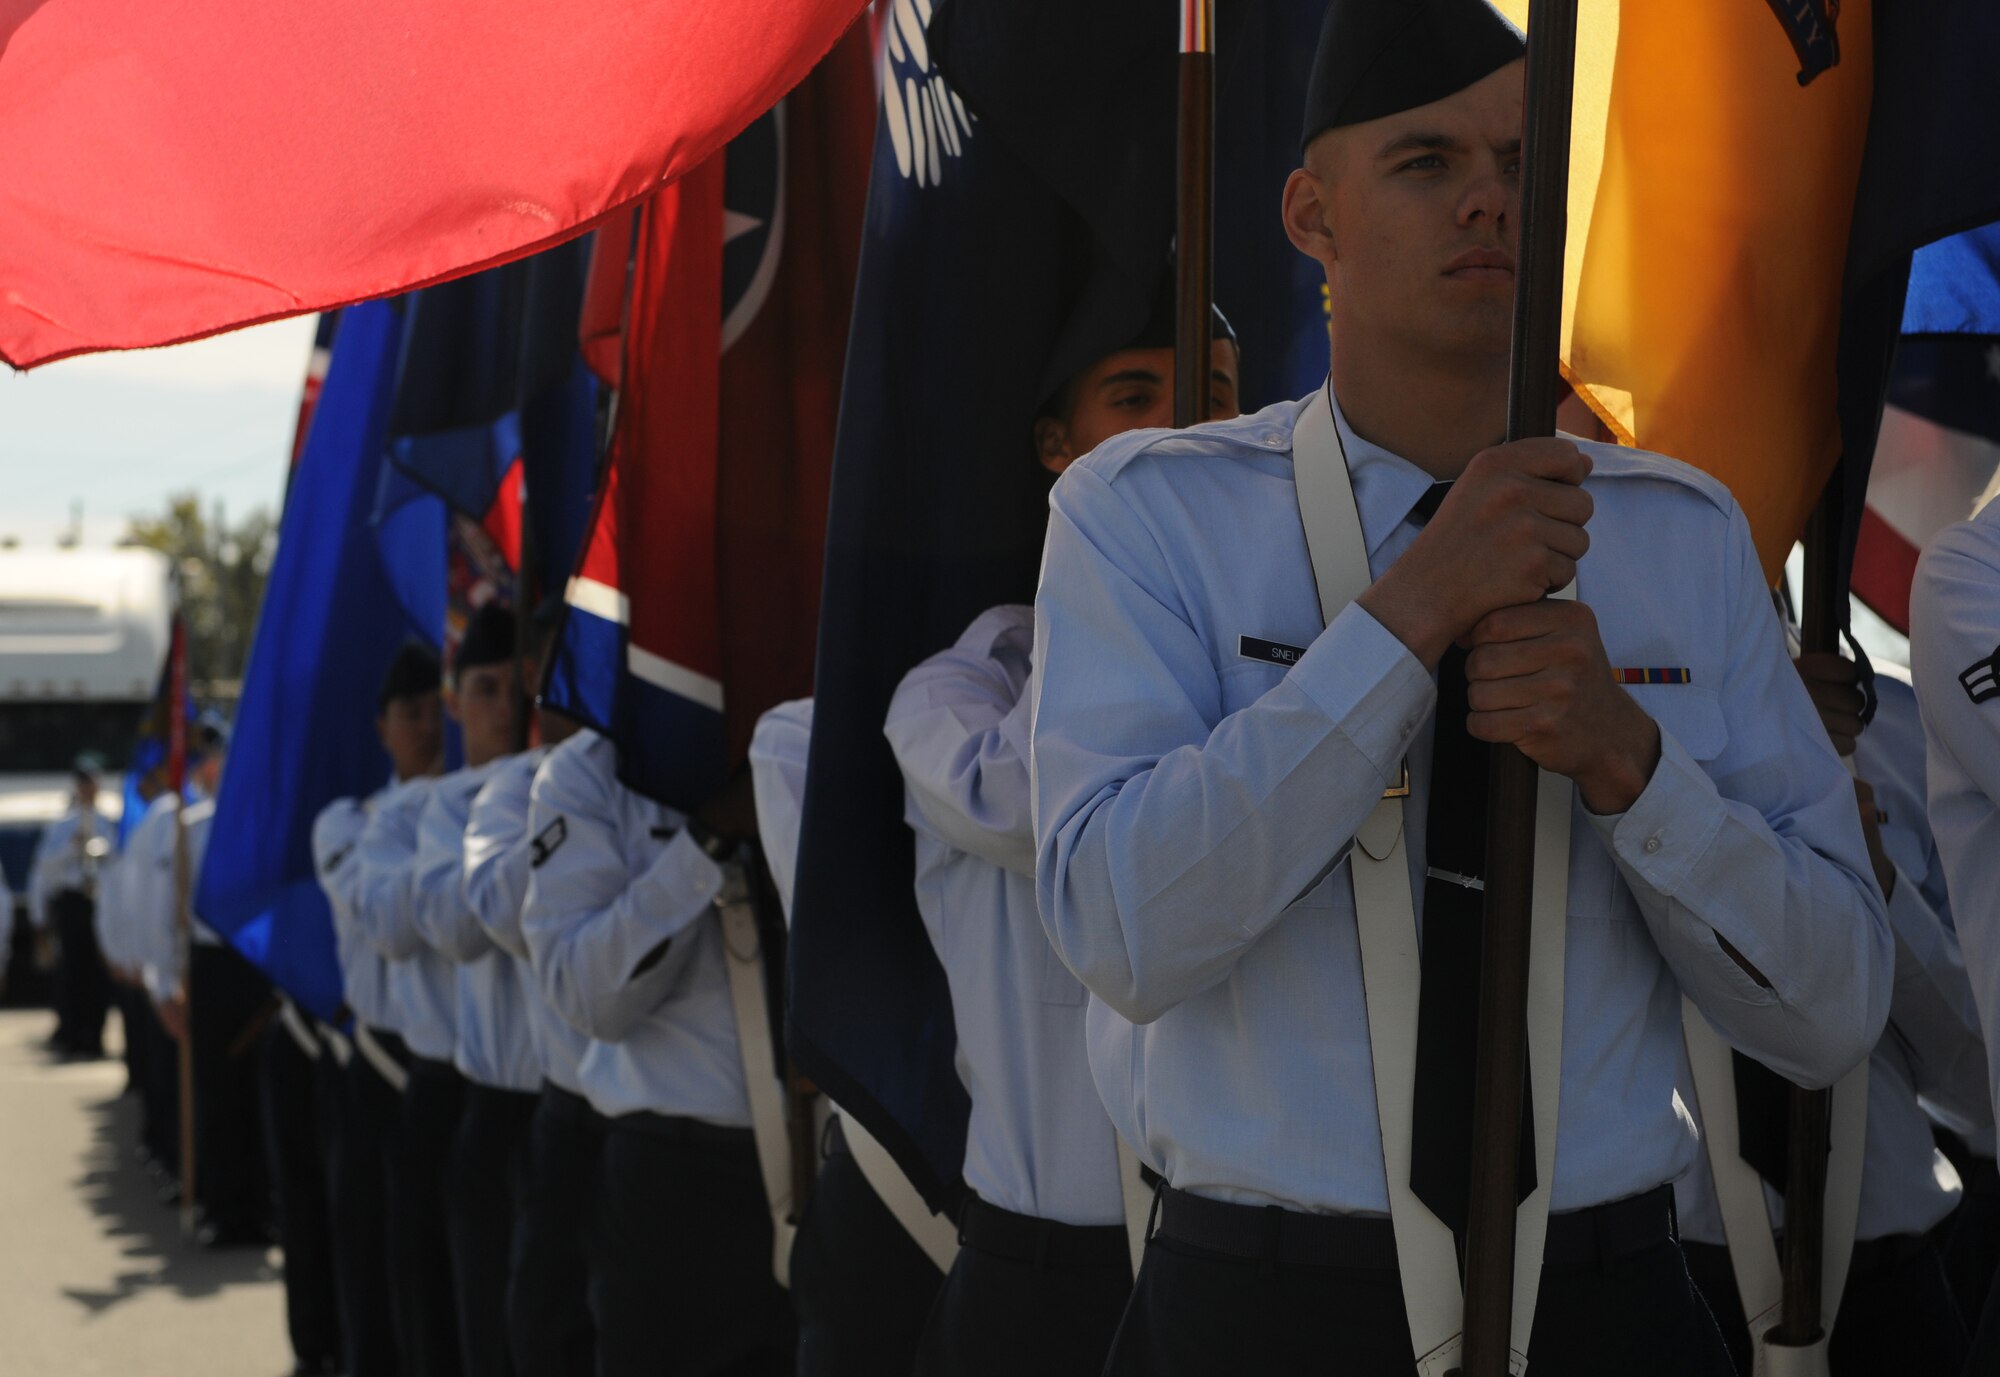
(0, 1008), (289, 1377)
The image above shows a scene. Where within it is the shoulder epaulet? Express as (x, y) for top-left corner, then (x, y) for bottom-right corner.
(1574, 439), (1737, 518)
(1071, 399), (1306, 488)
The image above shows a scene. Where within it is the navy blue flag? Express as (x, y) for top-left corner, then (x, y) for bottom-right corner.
(1827, 0), (2000, 629)
(196, 302), (448, 1020)
(789, 0), (1336, 1209)
(385, 239), (600, 596)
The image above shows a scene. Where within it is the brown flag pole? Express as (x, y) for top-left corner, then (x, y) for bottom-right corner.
(165, 609), (199, 1239)
(1460, 0), (1580, 1373)
(1770, 495), (1841, 1348)
(1173, 0), (1215, 430)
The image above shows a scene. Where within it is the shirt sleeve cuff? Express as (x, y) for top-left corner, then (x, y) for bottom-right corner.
(1884, 863), (1945, 983)
(1583, 726), (1728, 901)
(629, 829), (727, 946)
(1287, 602), (1436, 784)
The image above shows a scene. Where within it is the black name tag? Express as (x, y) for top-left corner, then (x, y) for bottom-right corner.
(530, 817), (568, 868)
(1239, 635), (1308, 667)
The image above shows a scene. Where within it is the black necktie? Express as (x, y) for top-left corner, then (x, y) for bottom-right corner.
(1404, 482), (1536, 1237)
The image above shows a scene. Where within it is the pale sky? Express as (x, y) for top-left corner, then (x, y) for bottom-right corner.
(0, 315), (320, 548)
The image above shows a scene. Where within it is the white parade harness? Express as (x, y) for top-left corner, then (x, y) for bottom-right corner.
(1294, 381), (1572, 1376)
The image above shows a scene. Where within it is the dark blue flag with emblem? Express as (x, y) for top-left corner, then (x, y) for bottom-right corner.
(789, 0), (1341, 1210)
(196, 302), (449, 1020)
(384, 238), (599, 598)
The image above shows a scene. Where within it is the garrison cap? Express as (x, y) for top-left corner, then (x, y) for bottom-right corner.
(376, 639), (442, 715)
(455, 601), (519, 675)
(1126, 272), (1240, 354)
(1039, 267), (1239, 418)
(195, 709), (231, 755)
(1300, 0), (1524, 150)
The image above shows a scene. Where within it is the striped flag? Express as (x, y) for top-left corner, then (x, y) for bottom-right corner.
(1851, 224), (2000, 633)
(545, 32), (872, 808)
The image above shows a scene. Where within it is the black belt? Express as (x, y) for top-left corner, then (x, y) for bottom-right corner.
(407, 1052), (461, 1080)
(1845, 1231), (1932, 1277)
(539, 1082), (595, 1118)
(1156, 1183), (1677, 1271)
(1968, 1157), (2000, 1197)
(608, 1109), (756, 1150)
(956, 1196), (1131, 1269)
(367, 1026), (413, 1069)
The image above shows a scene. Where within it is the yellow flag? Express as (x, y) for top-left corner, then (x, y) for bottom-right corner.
(1497, 0), (1874, 581)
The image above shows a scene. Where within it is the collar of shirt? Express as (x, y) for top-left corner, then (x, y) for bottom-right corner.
(1318, 387), (1443, 566)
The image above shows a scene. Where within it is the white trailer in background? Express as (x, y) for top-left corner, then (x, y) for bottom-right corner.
(0, 547), (173, 993)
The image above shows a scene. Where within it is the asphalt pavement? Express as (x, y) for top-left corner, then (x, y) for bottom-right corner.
(0, 1008), (289, 1377)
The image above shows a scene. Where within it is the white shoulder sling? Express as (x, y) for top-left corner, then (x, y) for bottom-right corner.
(1293, 383), (1572, 1377)
(717, 863), (802, 1288)
(1681, 1004), (1867, 1376)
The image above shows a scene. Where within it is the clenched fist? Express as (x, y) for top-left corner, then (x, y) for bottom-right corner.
(1357, 437), (1593, 669)
(1462, 599), (1662, 814)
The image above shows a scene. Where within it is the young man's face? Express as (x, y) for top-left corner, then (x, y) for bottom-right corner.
(452, 662), (519, 768)
(1035, 338), (1243, 475)
(377, 690), (445, 781)
(1285, 60), (1524, 363)
(194, 751), (226, 798)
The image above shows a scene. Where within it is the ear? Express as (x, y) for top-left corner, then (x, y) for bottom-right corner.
(1034, 416), (1072, 476)
(1282, 165), (1338, 268)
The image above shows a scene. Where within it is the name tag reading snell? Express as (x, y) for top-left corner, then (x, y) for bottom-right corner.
(1238, 635), (1308, 666)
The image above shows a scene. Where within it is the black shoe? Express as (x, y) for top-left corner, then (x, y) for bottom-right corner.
(195, 1218), (268, 1250)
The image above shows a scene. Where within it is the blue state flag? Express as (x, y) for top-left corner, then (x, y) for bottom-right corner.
(196, 302), (447, 1019)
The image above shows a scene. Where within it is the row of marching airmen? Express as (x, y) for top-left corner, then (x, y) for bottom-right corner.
(65, 3), (2000, 1377)
(24, 718), (291, 1263)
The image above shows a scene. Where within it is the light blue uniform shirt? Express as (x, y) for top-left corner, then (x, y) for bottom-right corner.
(464, 747), (592, 1095)
(1678, 666), (1986, 1242)
(412, 760), (543, 1093)
(315, 789), (395, 1033)
(129, 796), (220, 1002)
(27, 800), (116, 927)
(749, 699), (814, 919)
(888, 605), (1125, 1227)
(1912, 498), (2000, 1141)
(520, 731), (749, 1126)
(1032, 392), (1892, 1217)
(353, 775), (459, 1063)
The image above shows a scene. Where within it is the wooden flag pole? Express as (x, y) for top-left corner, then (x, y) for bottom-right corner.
(1460, 0), (1579, 1372)
(1173, 0), (1215, 430)
(515, 464), (537, 753)
(166, 612), (198, 1239)
(1770, 493), (1841, 1347)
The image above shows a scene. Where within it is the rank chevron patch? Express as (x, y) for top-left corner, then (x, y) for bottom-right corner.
(1961, 647), (2000, 706)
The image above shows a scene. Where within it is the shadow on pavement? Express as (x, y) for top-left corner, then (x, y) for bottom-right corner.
(59, 1086), (277, 1317)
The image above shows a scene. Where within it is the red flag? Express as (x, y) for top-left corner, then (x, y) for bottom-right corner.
(165, 614), (189, 796)
(580, 206), (641, 388)
(0, 0), (869, 368)
(549, 28), (871, 805)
